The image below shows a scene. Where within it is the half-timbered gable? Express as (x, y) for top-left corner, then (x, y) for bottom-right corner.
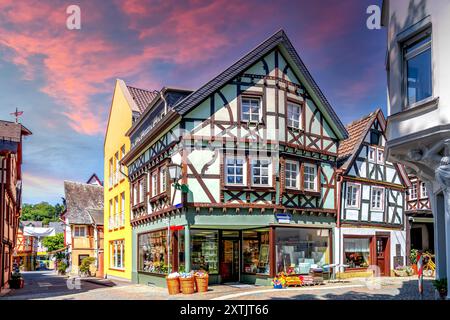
(337, 109), (408, 227)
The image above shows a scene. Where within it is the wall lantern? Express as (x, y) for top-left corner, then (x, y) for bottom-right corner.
(168, 163), (189, 193)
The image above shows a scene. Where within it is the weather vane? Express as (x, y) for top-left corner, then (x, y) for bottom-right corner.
(10, 107), (24, 123)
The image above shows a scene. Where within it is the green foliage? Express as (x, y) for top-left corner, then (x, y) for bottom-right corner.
(57, 262), (68, 275)
(410, 249), (418, 265)
(11, 272), (23, 280)
(21, 202), (64, 225)
(432, 278), (448, 293)
(42, 233), (65, 252)
(79, 257), (96, 274)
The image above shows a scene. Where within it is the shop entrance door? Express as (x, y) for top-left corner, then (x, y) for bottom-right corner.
(376, 236), (389, 276)
(220, 239), (240, 283)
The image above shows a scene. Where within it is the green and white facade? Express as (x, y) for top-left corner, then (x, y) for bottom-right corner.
(122, 30), (349, 286)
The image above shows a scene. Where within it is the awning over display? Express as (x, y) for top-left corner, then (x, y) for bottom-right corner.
(23, 226), (56, 237)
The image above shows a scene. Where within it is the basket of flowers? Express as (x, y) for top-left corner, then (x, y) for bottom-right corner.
(179, 272), (196, 294)
(166, 272), (180, 295)
(194, 270), (209, 293)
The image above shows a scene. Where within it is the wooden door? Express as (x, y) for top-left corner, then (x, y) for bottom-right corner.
(376, 237), (389, 276)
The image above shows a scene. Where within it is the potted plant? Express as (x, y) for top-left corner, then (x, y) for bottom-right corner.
(410, 249), (418, 274)
(432, 278), (448, 300)
(57, 261), (68, 275)
(79, 257), (95, 277)
(9, 272), (24, 289)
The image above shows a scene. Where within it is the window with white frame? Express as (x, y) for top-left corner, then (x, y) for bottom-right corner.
(403, 30), (432, 107)
(120, 192), (125, 226)
(74, 226), (86, 237)
(377, 149), (384, 164)
(251, 159), (270, 186)
(345, 183), (360, 209)
(110, 240), (124, 269)
(303, 163), (318, 191)
(225, 158), (245, 185)
(114, 196), (119, 227)
(371, 187), (384, 211)
(139, 179), (145, 203)
(241, 97), (261, 122)
(160, 167), (166, 193)
(152, 172), (158, 197)
(133, 183), (138, 205)
(287, 103), (301, 129)
(410, 183), (418, 200)
(368, 146), (376, 163)
(420, 182), (427, 198)
(285, 160), (299, 189)
(109, 200), (113, 229)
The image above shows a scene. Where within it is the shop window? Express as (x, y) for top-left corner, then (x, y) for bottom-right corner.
(242, 229), (270, 275)
(275, 227), (330, 274)
(191, 230), (219, 274)
(303, 163), (317, 191)
(344, 237), (370, 269)
(285, 160), (299, 189)
(138, 230), (172, 274)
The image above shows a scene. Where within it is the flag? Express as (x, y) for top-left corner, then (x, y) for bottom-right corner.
(417, 253), (423, 295)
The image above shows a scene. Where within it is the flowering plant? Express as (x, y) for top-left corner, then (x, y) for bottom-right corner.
(167, 272), (180, 279)
(194, 270), (208, 278)
(271, 272), (287, 288)
(179, 272), (194, 278)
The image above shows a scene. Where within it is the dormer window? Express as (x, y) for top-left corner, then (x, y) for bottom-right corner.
(287, 102), (302, 130)
(241, 97), (261, 122)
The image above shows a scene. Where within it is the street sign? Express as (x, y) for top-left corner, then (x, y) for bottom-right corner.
(276, 212), (291, 224)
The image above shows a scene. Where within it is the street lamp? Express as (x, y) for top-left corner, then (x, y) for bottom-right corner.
(168, 163), (189, 193)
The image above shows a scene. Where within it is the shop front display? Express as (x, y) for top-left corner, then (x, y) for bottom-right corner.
(344, 237), (371, 268)
(138, 230), (170, 274)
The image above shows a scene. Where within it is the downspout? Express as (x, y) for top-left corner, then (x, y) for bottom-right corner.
(336, 169), (344, 271)
(86, 212), (99, 272)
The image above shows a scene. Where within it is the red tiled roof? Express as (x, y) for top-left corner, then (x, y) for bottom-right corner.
(337, 109), (380, 164)
(126, 86), (159, 113)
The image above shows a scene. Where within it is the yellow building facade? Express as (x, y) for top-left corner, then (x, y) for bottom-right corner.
(103, 79), (157, 280)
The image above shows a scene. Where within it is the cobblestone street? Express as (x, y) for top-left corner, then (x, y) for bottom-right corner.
(0, 271), (437, 300)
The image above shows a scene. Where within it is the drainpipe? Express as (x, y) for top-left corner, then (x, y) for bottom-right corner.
(336, 169), (344, 273)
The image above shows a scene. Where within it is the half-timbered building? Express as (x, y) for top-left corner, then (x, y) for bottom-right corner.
(121, 30), (348, 286)
(405, 175), (433, 255)
(335, 109), (409, 277)
(0, 120), (31, 292)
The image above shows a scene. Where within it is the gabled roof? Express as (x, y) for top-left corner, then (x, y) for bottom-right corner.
(337, 109), (381, 167)
(126, 85), (159, 113)
(86, 173), (103, 186)
(63, 181), (103, 225)
(0, 120), (32, 142)
(172, 29), (348, 140)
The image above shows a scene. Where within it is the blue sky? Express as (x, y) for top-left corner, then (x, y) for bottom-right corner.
(0, 0), (385, 204)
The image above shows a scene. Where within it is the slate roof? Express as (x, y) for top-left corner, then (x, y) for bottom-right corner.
(126, 86), (159, 113)
(20, 221), (43, 228)
(0, 120), (32, 142)
(64, 181), (103, 226)
(48, 221), (65, 234)
(172, 29), (348, 140)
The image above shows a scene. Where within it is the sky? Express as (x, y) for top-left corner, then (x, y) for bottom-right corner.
(0, 0), (386, 205)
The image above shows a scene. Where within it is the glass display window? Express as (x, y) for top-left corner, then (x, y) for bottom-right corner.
(242, 229), (270, 275)
(138, 230), (170, 274)
(191, 229), (219, 274)
(344, 237), (371, 269)
(275, 227), (330, 274)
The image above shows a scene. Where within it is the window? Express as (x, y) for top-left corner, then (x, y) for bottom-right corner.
(120, 145), (126, 159)
(410, 183), (418, 200)
(139, 179), (145, 203)
(74, 226), (86, 237)
(368, 146), (376, 163)
(110, 240), (125, 269)
(251, 159), (270, 186)
(160, 168), (166, 193)
(242, 229), (270, 275)
(133, 183), (138, 206)
(191, 230), (219, 274)
(276, 227), (330, 273)
(345, 183), (360, 209)
(109, 158), (113, 186)
(152, 172), (158, 197)
(285, 160), (299, 189)
(225, 158), (245, 185)
(241, 97), (261, 122)
(404, 32), (432, 106)
(371, 187), (384, 211)
(377, 149), (384, 164)
(287, 103), (301, 129)
(420, 182), (427, 198)
(109, 200), (113, 230)
(344, 237), (370, 269)
(138, 230), (174, 274)
(303, 163), (317, 191)
(120, 192), (125, 226)
(114, 196), (119, 227)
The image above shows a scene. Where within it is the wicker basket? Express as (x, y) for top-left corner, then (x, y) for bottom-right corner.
(195, 275), (209, 293)
(179, 277), (196, 294)
(166, 277), (180, 295)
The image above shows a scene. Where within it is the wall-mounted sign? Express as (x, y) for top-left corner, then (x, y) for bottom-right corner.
(276, 212), (292, 224)
(170, 225), (185, 231)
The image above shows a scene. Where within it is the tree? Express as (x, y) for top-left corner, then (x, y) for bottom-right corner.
(42, 233), (65, 252)
(21, 202), (64, 225)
